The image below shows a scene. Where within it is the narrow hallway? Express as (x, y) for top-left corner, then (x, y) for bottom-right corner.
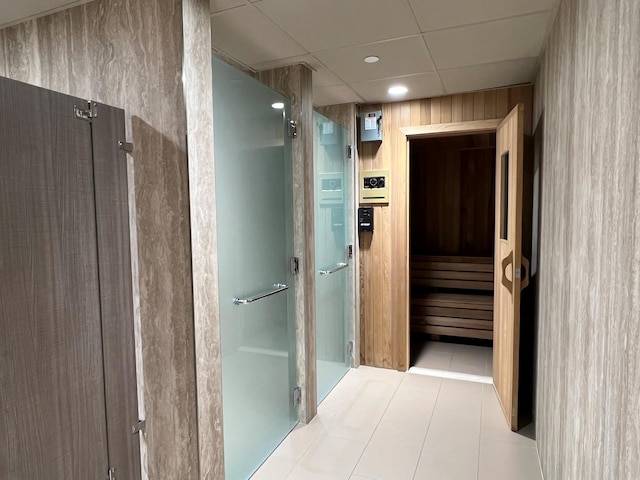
(252, 367), (542, 480)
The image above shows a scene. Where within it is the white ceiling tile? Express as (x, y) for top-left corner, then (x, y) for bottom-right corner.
(439, 58), (538, 94)
(255, 0), (420, 52)
(351, 72), (444, 104)
(253, 55), (343, 87)
(211, 5), (307, 66)
(409, 0), (559, 32)
(424, 11), (554, 70)
(210, 0), (246, 14)
(0, 0), (93, 28)
(315, 36), (435, 84)
(314, 84), (364, 107)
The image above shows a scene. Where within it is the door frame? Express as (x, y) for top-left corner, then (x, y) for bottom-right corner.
(398, 118), (503, 369)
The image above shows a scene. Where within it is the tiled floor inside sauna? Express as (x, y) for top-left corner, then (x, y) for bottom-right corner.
(251, 341), (542, 480)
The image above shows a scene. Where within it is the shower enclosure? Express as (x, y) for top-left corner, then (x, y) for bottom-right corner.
(212, 57), (298, 480)
(313, 111), (353, 403)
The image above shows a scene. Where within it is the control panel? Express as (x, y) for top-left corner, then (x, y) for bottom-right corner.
(359, 169), (390, 204)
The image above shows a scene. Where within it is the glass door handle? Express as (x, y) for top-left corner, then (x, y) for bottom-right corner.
(319, 262), (349, 275)
(233, 283), (288, 305)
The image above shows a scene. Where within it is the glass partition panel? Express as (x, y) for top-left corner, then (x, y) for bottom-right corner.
(313, 111), (352, 404)
(213, 56), (297, 480)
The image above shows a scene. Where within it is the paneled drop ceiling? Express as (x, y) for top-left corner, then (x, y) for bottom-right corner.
(210, 0), (561, 106)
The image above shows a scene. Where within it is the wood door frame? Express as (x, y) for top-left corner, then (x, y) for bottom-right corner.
(398, 118), (503, 370)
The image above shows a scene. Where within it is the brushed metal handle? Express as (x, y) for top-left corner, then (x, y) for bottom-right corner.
(319, 262), (348, 275)
(233, 283), (288, 305)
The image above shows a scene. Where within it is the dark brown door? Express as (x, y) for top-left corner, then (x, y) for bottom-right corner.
(0, 77), (140, 479)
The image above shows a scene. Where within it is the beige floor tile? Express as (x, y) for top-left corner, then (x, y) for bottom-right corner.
(353, 419), (426, 480)
(250, 454), (298, 480)
(322, 391), (391, 442)
(450, 344), (490, 375)
(414, 379), (483, 480)
(350, 476), (376, 480)
(480, 385), (536, 447)
(478, 439), (543, 480)
(286, 434), (366, 480)
(270, 416), (328, 461)
(382, 376), (441, 426)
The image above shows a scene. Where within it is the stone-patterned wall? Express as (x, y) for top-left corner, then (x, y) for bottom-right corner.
(534, 0), (640, 478)
(0, 1), (206, 478)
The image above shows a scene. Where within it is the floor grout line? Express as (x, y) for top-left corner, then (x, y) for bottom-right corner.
(411, 377), (444, 480)
(347, 374), (404, 479)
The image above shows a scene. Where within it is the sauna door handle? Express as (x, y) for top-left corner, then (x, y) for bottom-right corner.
(501, 251), (514, 295)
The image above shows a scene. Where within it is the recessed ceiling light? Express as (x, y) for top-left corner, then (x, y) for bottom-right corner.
(388, 85), (408, 95)
(271, 102), (285, 109)
(364, 55), (379, 64)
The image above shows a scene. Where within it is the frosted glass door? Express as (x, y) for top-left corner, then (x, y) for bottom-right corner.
(313, 112), (352, 403)
(213, 57), (297, 480)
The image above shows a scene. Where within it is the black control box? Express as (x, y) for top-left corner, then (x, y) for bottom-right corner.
(358, 207), (374, 232)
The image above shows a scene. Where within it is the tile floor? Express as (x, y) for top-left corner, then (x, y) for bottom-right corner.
(251, 341), (542, 480)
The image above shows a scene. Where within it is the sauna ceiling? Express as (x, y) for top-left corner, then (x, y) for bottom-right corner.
(210, 0), (560, 106)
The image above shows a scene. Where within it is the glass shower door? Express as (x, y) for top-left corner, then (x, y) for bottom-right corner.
(313, 112), (352, 403)
(213, 56), (297, 480)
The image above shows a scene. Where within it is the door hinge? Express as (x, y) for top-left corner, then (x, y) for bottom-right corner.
(347, 341), (354, 359)
(292, 386), (302, 406)
(118, 141), (133, 153)
(347, 144), (353, 159)
(107, 467), (116, 480)
(290, 256), (300, 275)
(287, 119), (298, 138)
(347, 245), (353, 259)
(131, 419), (146, 435)
(74, 101), (97, 121)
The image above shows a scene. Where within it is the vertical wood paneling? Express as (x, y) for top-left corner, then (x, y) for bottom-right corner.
(534, 0), (640, 478)
(359, 85), (533, 370)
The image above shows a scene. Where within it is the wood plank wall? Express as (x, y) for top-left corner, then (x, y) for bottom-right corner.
(533, 0), (640, 478)
(358, 86), (533, 370)
(410, 135), (496, 257)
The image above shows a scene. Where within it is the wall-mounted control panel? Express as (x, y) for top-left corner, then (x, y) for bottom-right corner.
(319, 172), (344, 206)
(360, 110), (382, 142)
(359, 169), (390, 204)
(358, 207), (374, 232)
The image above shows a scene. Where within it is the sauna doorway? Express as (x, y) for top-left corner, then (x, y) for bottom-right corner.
(409, 132), (496, 380)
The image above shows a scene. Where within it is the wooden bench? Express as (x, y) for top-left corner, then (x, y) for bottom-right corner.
(410, 256), (494, 340)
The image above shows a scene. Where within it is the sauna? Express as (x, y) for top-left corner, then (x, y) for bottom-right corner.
(409, 133), (497, 373)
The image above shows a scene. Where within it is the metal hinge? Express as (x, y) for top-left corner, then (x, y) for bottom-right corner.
(290, 256), (300, 275)
(347, 341), (354, 359)
(118, 141), (133, 153)
(292, 386), (301, 406)
(107, 467), (116, 480)
(131, 420), (146, 435)
(347, 144), (353, 159)
(287, 119), (297, 138)
(347, 245), (353, 259)
(74, 101), (97, 121)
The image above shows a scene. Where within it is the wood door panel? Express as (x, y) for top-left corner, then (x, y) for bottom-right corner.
(493, 104), (525, 431)
(0, 77), (109, 478)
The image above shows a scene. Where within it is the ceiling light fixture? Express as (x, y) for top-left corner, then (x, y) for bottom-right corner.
(363, 55), (379, 64)
(271, 102), (285, 109)
(388, 85), (408, 95)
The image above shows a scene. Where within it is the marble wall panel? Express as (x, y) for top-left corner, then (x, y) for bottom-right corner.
(0, 0), (202, 478)
(259, 65), (317, 422)
(534, 0), (640, 478)
(183, 0), (224, 478)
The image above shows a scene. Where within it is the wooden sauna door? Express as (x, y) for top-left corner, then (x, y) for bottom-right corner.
(493, 104), (526, 431)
